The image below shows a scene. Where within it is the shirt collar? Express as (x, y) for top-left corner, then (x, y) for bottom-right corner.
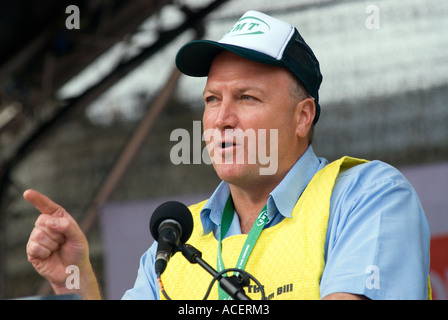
(269, 145), (327, 218)
(199, 145), (327, 236)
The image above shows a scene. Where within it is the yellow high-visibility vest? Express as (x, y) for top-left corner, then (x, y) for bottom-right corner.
(161, 156), (431, 300)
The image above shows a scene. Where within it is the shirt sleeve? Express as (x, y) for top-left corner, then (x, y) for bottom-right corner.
(320, 160), (431, 300)
(121, 243), (160, 300)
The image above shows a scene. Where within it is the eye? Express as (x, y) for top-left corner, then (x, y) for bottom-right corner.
(204, 95), (218, 104)
(240, 94), (262, 104)
(241, 95), (255, 101)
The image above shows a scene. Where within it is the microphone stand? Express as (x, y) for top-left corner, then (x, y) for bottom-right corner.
(179, 243), (251, 300)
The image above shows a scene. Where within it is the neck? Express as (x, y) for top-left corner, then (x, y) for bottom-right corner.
(229, 183), (273, 234)
(226, 152), (306, 234)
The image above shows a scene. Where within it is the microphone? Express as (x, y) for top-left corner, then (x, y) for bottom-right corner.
(150, 201), (257, 300)
(149, 201), (193, 276)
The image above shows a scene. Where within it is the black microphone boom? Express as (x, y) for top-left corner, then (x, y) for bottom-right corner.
(149, 201), (194, 276)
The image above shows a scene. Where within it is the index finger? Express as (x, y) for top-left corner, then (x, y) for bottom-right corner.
(23, 189), (62, 215)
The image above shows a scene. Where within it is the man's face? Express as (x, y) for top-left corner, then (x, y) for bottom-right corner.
(202, 51), (308, 188)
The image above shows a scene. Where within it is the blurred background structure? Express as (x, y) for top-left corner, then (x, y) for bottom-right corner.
(0, 0), (447, 299)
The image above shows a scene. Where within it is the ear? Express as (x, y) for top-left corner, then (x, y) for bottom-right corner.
(295, 97), (316, 138)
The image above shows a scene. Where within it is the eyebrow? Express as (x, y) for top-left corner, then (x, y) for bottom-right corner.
(203, 86), (264, 97)
(202, 87), (216, 97)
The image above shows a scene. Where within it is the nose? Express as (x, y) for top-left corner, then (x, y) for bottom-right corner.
(214, 98), (238, 130)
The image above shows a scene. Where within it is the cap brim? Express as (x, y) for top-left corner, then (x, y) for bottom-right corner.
(175, 40), (283, 77)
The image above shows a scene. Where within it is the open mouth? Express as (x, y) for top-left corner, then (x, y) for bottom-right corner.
(221, 141), (235, 148)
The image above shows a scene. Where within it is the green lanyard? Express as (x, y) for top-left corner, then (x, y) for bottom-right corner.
(217, 196), (268, 300)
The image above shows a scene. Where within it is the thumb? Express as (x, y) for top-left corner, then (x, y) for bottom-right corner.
(45, 214), (86, 245)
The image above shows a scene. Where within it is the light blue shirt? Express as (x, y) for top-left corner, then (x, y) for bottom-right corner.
(122, 146), (431, 300)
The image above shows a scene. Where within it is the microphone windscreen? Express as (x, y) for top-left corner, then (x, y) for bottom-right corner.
(149, 201), (194, 243)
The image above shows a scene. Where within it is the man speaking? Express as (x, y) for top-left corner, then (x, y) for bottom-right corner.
(25, 10), (431, 300)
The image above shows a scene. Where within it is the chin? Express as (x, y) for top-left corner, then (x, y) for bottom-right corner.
(214, 163), (260, 185)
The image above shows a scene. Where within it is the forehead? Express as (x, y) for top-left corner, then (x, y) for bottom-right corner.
(206, 51), (292, 85)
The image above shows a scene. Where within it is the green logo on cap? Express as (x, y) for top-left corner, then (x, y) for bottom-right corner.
(226, 16), (270, 37)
